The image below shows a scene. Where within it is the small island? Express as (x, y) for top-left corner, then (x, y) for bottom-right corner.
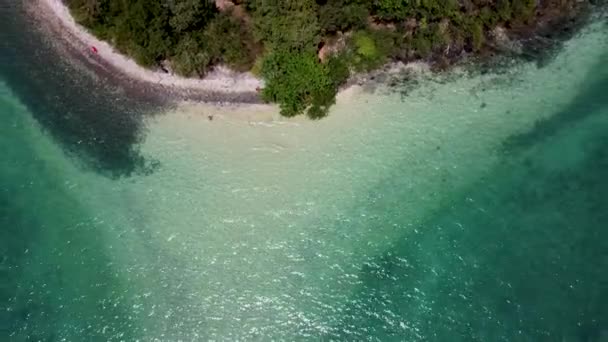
(65, 0), (587, 118)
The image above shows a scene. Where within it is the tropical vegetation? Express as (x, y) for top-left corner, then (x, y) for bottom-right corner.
(66, 0), (568, 118)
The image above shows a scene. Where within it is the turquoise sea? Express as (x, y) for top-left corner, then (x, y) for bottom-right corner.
(1, 3), (607, 341)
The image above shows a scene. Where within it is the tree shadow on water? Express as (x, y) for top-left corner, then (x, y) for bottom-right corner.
(501, 52), (608, 154)
(0, 3), (163, 179)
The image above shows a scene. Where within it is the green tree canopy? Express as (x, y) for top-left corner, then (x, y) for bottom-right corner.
(250, 0), (321, 52)
(169, 0), (218, 33)
(261, 50), (335, 118)
(65, 0), (553, 118)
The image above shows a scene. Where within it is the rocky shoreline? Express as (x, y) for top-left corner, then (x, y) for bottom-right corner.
(349, 1), (605, 94)
(27, 0), (603, 109)
(26, 0), (264, 106)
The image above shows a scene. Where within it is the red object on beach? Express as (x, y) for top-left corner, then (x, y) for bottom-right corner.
(91, 46), (98, 54)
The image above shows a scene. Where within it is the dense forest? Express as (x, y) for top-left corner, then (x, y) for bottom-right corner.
(66, 0), (584, 118)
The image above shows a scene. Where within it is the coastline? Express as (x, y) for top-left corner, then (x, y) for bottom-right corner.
(26, 0), (434, 108)
(25, 0), (602, 109)
(27, 0), (264, 105)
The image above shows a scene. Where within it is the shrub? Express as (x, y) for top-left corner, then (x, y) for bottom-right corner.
(172, 33), (213, 77)
(250, 55), (265, 76)
(372, 0), (459, 21)
(372, 0), (410, 21)
(350, 30), (393, 71)
(318, 0), (369, 34)
(251, 0), (320, 52)
(66, 0), (105, 28)
(327, 53), (352, 87)
(480, 6), (499, 27)
(67, 0), (176, 66)
(203, 12), (256, 71)
(413, 33), (433, 57)
(169, 0), (217, 33)
(512, 0), (537, 20)
(355, 32), (379, 59)
(497, 0), (513, 21)
(469, 20), (485, 51)
(261, 50), (335, 118)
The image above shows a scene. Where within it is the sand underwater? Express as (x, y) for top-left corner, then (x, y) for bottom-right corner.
(1, 5), (607, 341)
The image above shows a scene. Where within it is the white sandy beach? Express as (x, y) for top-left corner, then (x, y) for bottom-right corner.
(30, 0), (263, 93)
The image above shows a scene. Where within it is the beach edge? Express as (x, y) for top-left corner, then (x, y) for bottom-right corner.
(27, 0), (265, 105)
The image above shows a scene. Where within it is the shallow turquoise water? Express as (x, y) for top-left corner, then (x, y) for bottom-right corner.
(1, 12), (607, 342)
